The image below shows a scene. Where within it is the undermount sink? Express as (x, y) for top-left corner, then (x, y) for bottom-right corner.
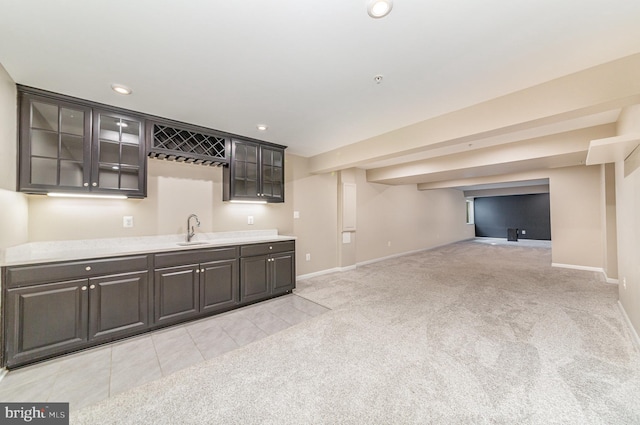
(176, 241), (209, 246)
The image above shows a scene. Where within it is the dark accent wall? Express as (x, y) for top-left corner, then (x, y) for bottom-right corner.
(474, 193), (551, 240)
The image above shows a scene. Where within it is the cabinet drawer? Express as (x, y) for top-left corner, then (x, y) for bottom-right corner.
(5, 255), (150, 288)
(154, 247), (238, 269)
(240, 241), (295, 257)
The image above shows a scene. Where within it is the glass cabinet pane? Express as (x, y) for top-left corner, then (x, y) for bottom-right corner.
(60, 108), (84, 135)
(59, 161), (84, 187)
(100, 141), (120, 164)
(121, 144), (139, 166)
(98, 165), (119, 189)
(60, 134), (84, 161)
(31, 102), (58, 131)
(262, 150), (273, 166)
(235, 144), (246, 162)
(246, 145), (258, 163)
(273, 150), (283, 167)
(31, 157), (57, 184)
(120, 168), (139, 190)
(31, 130), (58, 158)
(121, 120), (140, 145)
(99, 116), (120, 141)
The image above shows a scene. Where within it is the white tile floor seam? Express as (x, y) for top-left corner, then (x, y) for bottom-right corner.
(0, 293), (329, 411)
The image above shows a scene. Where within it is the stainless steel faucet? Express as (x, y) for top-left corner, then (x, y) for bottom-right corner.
(186, 214), (200, 242)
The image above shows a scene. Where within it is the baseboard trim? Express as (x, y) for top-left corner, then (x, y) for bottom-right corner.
(604, 275), (619, 284)
(296, 238), (475, 280)
(551, 263), (620, 284)
(296, 266), (354, 280)
(357, 241), (462, 268)
(551, 263), (605, 273)
(0, 368), (7, 383)
(618, 301), (640, 351)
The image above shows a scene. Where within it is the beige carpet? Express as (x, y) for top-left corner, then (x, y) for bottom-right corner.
(72, 240), (640, 424)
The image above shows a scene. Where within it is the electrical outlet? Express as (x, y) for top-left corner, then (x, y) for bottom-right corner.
(294, 211), (300, 219)
(521, 230), (526, 235)
(247, 216), (254, 225)
(305, 253), (311, 261)
(123, 216), (134, 228)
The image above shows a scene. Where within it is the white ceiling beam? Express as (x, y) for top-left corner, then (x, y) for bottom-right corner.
(308, 54), (640, 174)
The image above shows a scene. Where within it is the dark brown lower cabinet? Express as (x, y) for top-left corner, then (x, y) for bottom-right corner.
(153, 248), (239, 326)
(89, 271), (149, 340)
(4, 269), (149, 368)
(240, 241), (295, 303)
(2, 241), (294, 368)
(5, 279), (88, 367)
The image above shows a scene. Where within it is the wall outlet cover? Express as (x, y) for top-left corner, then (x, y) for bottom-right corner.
(123, 216), (134, 228)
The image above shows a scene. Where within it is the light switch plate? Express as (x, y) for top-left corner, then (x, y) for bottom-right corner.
(248, 216), (254, 225)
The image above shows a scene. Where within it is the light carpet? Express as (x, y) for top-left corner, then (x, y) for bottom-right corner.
(72, 240), (640, 424)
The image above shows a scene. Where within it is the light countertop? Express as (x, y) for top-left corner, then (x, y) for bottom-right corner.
(0, 230), (295, 267)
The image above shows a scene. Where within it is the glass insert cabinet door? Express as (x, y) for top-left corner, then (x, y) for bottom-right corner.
(231, 140), (259, 199)
(260, 146), (284, 201)
(92, 110), (144, 193)
(19, 94), (91, 190)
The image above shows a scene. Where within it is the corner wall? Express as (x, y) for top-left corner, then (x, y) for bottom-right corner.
(0, 64), (28, 249)
(356, 169), (472, 264)
(549, 165), (604, 269)
(616, 104), (640, 342)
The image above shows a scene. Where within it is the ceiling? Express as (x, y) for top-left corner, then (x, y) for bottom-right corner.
(1, 0), (640, 191)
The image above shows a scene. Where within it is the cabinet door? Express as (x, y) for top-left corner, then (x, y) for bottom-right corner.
(260, 145), (284, 202)
(229, 139), (260, 200)
(200, 259), (239, 313)
(154, 265), (199, 325)
(19, 92), (92, 194)
(5, 279), (88, 367)
(92, 110), (146, 198)
(271, 251), (296, 295)
(88, 271), (149, 341)
(240, 255), (270, 303)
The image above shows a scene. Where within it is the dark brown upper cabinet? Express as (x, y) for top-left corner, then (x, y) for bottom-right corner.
(223, 138), (285, 203)
(18, 86), (146, 198)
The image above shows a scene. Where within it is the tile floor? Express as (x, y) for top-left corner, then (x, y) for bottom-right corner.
(0, 293), (329, 411)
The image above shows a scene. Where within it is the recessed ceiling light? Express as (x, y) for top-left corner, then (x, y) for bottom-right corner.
(257, 124), (268, 131)
(367, 0), (393, 18)
(111, 84), (132, 95)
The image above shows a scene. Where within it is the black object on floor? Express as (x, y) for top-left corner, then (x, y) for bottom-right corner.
(507, 228), (519, 241)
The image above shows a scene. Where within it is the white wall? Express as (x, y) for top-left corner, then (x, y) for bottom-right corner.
(0, 64), (28, 250)
(355, 169), (472, 264)
(549, 165), (604, 269)
(616, 104), (640, 340)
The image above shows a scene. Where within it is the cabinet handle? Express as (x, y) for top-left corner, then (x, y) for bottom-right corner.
(201, 268), (205, 272)
(81, 286), (87, 291)
(83, 182), (89, 187)
(85, 266), (91, 271)
(90, 284), (96, 289)
(269, 246), (273, 250)
(92, 182), (97, 187)
(196, 269), (200, 273)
